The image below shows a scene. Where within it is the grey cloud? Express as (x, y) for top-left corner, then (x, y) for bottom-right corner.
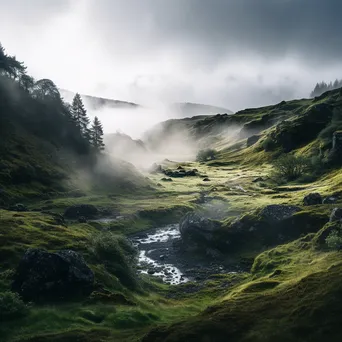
(87, 0), (342, 66)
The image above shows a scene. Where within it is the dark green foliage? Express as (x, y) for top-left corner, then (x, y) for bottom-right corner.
(90, 116), (105, 151)
(273, 154), (310, 181)
(0, 291), (29, 320)
(196, 149), (217, 162)
(90, 232), (139, 290)
(326, 228), (342, 250)
(72, 93), (91, 140)
(311, 79), (342, 97)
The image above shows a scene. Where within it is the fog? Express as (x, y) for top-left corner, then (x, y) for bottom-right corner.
(1, 0), (342, 113)
(1, 0), (342, 168)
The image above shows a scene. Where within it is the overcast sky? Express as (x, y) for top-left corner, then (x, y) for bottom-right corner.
(1, 0), (342, 112)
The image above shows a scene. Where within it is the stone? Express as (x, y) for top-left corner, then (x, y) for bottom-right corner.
(12, 249), (94, 302)
(64, 204), (98, 219)
(303, 193), (322, 206)
(148, 269), (155, 275)
(259, 205), (301, 222)
(78, 216), (87, 223)
(252, 177), (264, 183)
(9, 203), (27, 212)
(203, 178), (211, 182)
(330, 208), (342, 222)
(161, 177), (173, 182)
(179, 213), (220, 251)
(323, 196), (337, 204)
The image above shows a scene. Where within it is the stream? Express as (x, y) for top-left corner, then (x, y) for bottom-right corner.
(130, 224), (235, 285)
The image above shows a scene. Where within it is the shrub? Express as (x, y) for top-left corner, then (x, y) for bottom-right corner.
(196, 149), (217, 162)
(90, 232), (139, 289)
(0, 291), (29, 320)
(326, 229), (342, 250)
(273, 154), (310, 181)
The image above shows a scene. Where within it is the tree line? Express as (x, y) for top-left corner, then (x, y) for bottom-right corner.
(0, 43), (104, 154)
(310, 79), (342, 98)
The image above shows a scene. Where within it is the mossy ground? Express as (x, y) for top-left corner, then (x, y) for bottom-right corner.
(2, 89), (342, 341)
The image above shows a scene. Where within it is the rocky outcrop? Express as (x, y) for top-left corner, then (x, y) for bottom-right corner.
(259, 205), (301, 222)
(9, 203), (28, 212)
(64, 204), (98, 219)
(163, 168), (198, 178)
(330, 208), (342, 222)
(323, 196), (338, 204)
(179, 213), (221, 251)
(12, 249), (94, 302)
(212, 204), (328, 254)
(303, 193), (322, 206)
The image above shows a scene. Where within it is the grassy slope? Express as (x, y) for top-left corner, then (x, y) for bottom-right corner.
(2, 89), (342, 341)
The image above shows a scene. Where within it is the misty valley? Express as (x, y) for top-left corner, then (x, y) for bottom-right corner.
(2, 24), (342, 342)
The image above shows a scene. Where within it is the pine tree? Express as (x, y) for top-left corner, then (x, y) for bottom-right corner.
(72, 93), (90, 140)
(90, 116), (105, 151)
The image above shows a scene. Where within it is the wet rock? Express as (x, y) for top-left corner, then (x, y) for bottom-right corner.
(64, 204), (98, 219)
(148, 269), (155, 275)
(179, 213), (220, 251)
(259, 205), (301, 222)
(330, 208), (342, 222)
(252, 177), (264, 183)
(323, 196), (337, 204)
(303, 193), (322, 206)
(12, 249), (94, 302)
(78, 216), (87, 223)
(9, 203), (28, 212)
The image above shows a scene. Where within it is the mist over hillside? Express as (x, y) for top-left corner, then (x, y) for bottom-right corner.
(59, 89), (233, 139)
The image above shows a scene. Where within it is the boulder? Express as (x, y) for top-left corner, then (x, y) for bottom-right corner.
(303, 193), (322, 206)
(330, 208), (342, 222)
(161, 177), (173, 182)
(252, 177), (264, 183)
(9, 203), (28, 212)
(323, 196), (337, 204)
(203, 178), (211, 182)
(78, 216), (87, 223)
(64, 204), (98, 219)
(179, 213), (220, 251)
(12, 249), (94, 302)
(259, 205), (301, 222)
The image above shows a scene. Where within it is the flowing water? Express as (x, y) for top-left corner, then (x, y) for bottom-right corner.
(130, 224), (235, 285)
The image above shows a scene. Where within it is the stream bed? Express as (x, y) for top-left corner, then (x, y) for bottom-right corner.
(130, 224), (235, 285)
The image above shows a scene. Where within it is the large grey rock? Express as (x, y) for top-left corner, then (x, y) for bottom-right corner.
(259, 205), (301, 222)
(179, 213), (220, 250)
(303, 193), (322, 206)
(330, 208), (342, 222)
(12, 249), (94, 302)
(323, 196), (337, 204)
(64, 204), (98, 219)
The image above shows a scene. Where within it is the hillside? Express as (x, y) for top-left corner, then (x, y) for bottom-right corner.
(3, 44), (342, 342)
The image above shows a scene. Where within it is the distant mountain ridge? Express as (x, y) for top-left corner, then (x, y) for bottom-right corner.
(59, 89), (140, 110)
(171, 102), (233, 116)
(59, 89), (233, 116)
